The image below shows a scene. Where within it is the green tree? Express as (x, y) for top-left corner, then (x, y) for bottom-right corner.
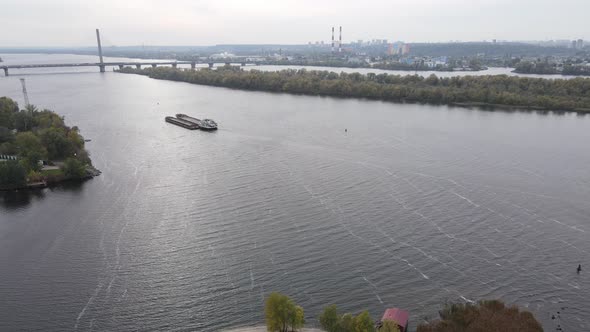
(20, 150), (43, 172)
(0, 141), (17, 155)
(319, 304), (341, 332)
(35, 110), (65, 129)
(62, 157), (86, 179)
(40, 127), (74, 160)
(265, 292), (303, 332)
(0, 126), (14, 143)
(340, 313), (355, 332)
(13, 106), (37, 131)
(0, 97), (18, 128)
(354, 311), (374, 332)
(379, 320), (400, 332)
(0, 160), (27, 188)
(15, 132), (46, 159)
(291, 305), (305, 331)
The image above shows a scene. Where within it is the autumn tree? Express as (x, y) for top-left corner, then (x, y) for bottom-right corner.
(417, 300), (543, 332)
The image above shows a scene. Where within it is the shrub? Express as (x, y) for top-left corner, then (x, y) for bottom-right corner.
(0, 160), (27, 188)
(417, 300), (543, 332)
(61, 157), (86, 179)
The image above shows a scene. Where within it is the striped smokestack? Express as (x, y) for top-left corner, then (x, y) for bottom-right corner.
(331, 27), (335, 52)
(339, 26), (342, 53)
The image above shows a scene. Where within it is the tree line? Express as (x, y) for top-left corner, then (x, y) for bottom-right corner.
(119, 66), (590, 112)
(515, 61), (590, 76)
(264, 292), (542, 332)
(259, 59), (474, 72)
(0, 97), (94, 189)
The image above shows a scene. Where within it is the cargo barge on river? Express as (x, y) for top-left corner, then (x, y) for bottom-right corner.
(175, 113), (218, 131)
(165, 116), (199, 130)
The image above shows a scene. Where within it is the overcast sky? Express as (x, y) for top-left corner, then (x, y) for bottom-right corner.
(1, 0), (588, 47)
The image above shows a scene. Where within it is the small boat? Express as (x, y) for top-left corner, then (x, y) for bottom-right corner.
(200, 119), (218, 131)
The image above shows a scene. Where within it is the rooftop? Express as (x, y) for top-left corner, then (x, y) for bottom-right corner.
(381, 308), (409, 328)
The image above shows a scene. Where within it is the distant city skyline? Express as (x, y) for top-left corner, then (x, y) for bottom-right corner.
(1, 0), (589, 47)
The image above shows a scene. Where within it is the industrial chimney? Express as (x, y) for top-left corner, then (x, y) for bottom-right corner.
(339, 26), (342, 53)
(331, 27), (335, 53)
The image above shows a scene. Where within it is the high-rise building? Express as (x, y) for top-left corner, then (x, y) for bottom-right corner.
(578, 39), (584, 49)
(402, 44), (411, 55)
(571, 40), (578, 49)
(387, 43), (394, 55)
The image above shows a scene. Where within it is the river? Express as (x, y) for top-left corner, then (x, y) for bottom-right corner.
(1, 54), (589, 331)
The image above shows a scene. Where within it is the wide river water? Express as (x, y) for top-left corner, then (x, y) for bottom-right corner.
(1, 54), (590, 331)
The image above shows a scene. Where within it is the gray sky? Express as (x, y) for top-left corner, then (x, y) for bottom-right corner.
(1, 0), (588, 47)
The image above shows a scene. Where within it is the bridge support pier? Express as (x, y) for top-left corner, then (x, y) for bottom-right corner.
(172, 63), (177, 69)
(2, 68), (7, 76)
(224, 62), (230, 66)
(151, 64), (157, 68)
(99, 65), (105, 73)
(241, 62), (246, 67)
(191, 62), (196, 70)
(118, 65), (124, 70)
(136, 64), (141, 69)
(208, 63), (214, 68)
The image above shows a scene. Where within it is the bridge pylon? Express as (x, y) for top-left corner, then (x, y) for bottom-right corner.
(96, 29), (105, 72)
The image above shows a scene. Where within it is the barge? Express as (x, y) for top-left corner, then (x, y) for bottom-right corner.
(176, 113), (218, 131)
(176, 113), (203, 128)
(165, 116), (199, 130)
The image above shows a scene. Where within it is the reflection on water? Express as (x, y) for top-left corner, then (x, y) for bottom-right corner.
(0, 189), (46, 210)
(0, 181), (87, 209)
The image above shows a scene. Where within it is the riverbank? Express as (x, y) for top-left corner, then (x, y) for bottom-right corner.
(451, 101), (590, 113)
(0, 96), (99, 191)
(0, 165), (100, 191)
(513, 69), (590, 77)
(260, 60), (485, 73)
(118, 66), (590, 113)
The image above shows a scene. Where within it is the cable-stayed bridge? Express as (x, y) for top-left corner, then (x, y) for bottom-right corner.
(1, 29), (255, 76)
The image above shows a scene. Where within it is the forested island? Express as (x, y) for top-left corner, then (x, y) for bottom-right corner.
(0, 97), (99, 190)
(514, 61), (590, 76)
(119, 66), (590, 112)
(260, 59), (484, 72)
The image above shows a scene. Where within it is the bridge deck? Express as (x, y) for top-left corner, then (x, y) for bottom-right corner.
(1, 61), (195, 69)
